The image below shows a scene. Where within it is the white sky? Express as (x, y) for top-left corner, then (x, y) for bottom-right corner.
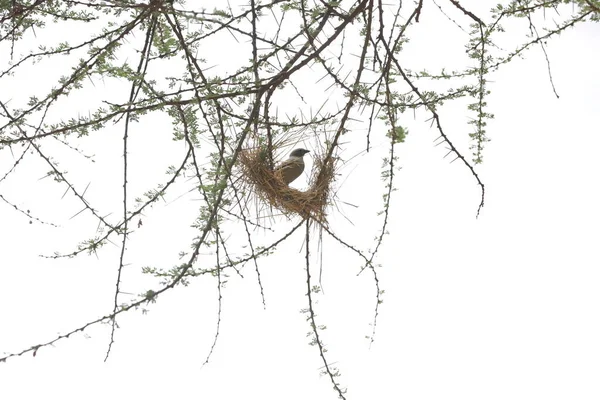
(1, 2), (599, 400)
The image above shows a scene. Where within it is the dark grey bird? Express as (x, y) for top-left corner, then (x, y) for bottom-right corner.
(275, 148), (310, 185)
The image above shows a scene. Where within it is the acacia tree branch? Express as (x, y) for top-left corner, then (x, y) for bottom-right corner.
(105, 14), (158, 361)
(1, 5), (596, 400)
(304, 219), (346, 399)
(448, 0), (486, 26)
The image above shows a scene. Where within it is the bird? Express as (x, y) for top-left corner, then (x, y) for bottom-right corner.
(274, 148), (310, 185)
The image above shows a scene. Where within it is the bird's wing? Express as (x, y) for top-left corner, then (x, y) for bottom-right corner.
(275, 158), (295, 171)
(275, 158), (304, 184)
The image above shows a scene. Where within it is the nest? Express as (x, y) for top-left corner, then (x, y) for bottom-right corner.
(238, 147), (335, 225)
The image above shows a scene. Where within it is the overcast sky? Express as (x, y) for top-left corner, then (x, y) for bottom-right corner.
(1, 2), (599, 400)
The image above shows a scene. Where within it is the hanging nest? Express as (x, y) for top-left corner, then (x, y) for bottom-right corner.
(238, 146), (336, 226)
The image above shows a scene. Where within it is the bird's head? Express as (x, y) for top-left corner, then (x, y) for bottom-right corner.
(290, 148), (310, 158)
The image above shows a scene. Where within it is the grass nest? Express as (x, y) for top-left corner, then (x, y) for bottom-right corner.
(238, 147), (336, 226)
